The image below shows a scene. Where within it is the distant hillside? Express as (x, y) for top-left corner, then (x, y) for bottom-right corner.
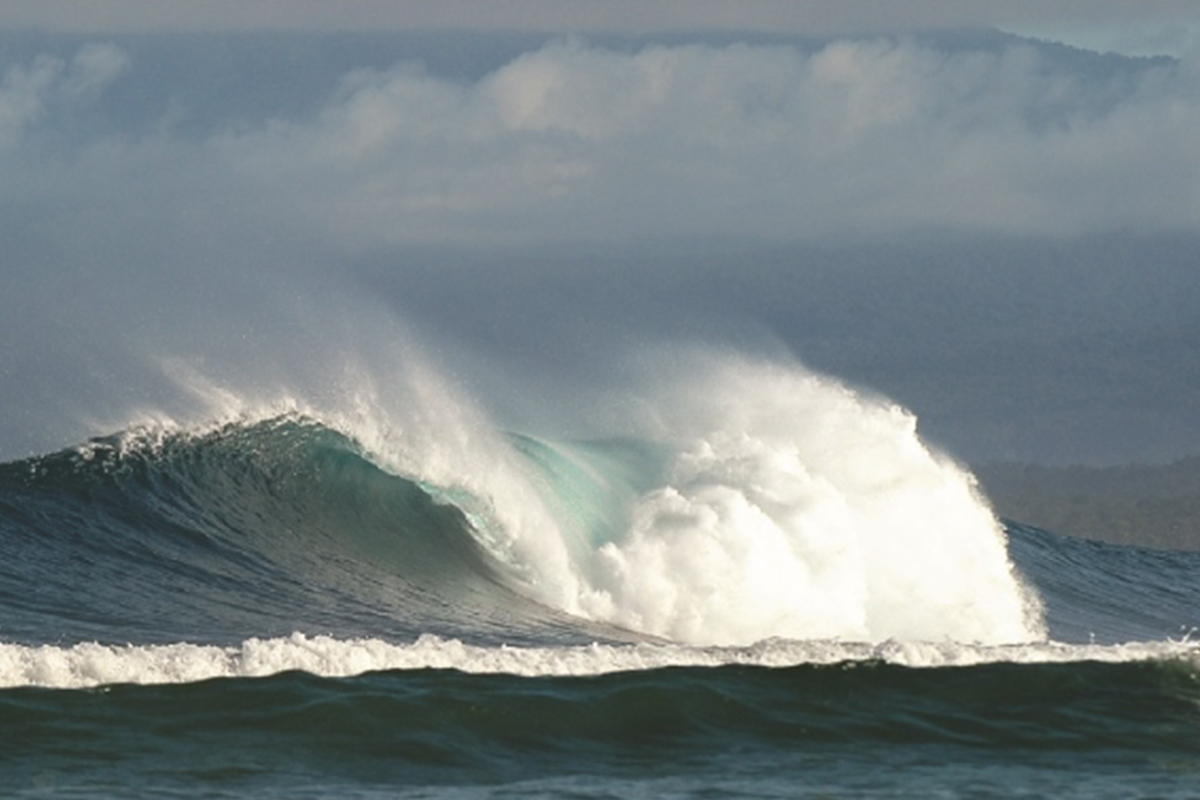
(973, 458), (1200, 552)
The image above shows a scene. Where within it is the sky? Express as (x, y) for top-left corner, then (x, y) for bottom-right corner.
(1, 2), (1199, 467)
(1, 1), (1197, 51)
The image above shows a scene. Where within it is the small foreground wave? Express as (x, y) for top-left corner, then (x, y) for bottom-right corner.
(4, 640), (1200, 800)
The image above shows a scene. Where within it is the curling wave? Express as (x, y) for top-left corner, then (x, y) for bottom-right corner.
(0, 353), (1044, 652)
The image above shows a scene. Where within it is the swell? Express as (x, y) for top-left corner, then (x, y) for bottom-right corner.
(1009, 522), (1200, 644)
(3, 659), (1199, 787)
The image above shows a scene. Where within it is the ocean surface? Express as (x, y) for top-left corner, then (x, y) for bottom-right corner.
(2, 359), (1199, 799)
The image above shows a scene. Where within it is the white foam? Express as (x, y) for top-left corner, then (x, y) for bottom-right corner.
(1, 632), (1195, 690)
(571, 355), (1044, 646)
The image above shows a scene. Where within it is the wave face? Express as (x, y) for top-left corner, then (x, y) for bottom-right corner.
(0, 414), (619, 649)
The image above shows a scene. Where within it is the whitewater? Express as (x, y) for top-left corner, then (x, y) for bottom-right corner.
(6, 631), (1200, 692)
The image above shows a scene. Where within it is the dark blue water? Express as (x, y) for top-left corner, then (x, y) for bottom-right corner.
(2, 414), (1199, 799)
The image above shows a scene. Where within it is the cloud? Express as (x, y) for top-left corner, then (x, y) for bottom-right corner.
(0, 43), (127, 149)
(188, 36), (1200, 246)
(4, 34), (1199, 248)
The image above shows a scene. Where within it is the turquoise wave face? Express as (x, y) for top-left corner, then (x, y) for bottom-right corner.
(504, 433), (672, 555)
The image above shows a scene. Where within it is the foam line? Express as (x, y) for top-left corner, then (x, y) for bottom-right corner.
(2, 632), (1196, 690)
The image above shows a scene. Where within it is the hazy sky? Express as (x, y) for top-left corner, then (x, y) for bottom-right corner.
(1, 4), (1198, 466)
(1, 0), (1197, 52)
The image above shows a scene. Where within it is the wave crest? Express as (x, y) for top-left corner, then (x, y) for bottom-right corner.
(1, 352), (1045, 648)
